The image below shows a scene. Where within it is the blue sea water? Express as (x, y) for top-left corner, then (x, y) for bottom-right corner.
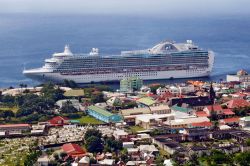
(0, 13), (250, 88)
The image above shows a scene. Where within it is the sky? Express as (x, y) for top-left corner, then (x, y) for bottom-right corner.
(1, 0), (250, 16)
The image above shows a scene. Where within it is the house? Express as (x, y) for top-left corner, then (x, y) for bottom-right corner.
(219, 117), (240, 126)
(239, 116), (250, 128)
(188, 146), (210, 157)
(195, 111), (209, 117)
(149, 105), (171, 114)
(153, 137), (186, 155)
(106, 97), (122, 107)
(224, 99), (250, 109)
(135, 114), (175, 129)
(168, 96), (212, 110)
(164, 117), (210, 129)
(62, 143), (86, 158)
(78, 156), (90, 166)
(87, 105), (122, 123)
(98, 159), (115, 165)
(139, 145), (159, 155)
(123, 142), (134, 148)
(113, 129), (129, 140)
(0, 124), (31, 135)
(203, 105), (223, 116)
(37, 155), (50, 166)
(191, 121), (213, 129)
(137, 97), (157, 107)
(48, 116), (69, 126)
(171, 105), (193, 115)
(121, 107), (151, 116)
(182, 128), (211, 141)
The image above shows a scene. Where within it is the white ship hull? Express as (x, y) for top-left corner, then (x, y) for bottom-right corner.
(23, 68), (212, 84)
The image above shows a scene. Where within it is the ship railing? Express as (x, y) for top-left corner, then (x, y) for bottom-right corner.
(121, 50), (149, 56)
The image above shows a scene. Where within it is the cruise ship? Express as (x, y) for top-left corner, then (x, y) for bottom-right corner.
(23, 40), (214, 84)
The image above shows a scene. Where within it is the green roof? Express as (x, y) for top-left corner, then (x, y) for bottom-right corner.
(64, 89), (85, 97)
(171, 105), (192, 113)
(245, 116), (250, 121)
(137, 97), (156, 106)
(88, 105), (113, 117)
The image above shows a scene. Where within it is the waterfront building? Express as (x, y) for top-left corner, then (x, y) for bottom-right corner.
(120, 77), (143, 92)
(87, 105), (122, 123)
(227, 69), (250, 82)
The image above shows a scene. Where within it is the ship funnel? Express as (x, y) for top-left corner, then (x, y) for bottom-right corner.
(64, 45), (73, 55)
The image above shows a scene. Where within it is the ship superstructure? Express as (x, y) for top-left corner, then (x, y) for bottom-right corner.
(23, 40), (214, 83)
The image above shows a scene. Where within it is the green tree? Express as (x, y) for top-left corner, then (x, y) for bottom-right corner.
(91, 92), (104, 103)
(234, 151), (250, 166)
(0, 110), (14, 120)
(86, 136), (104, 153)
(155, 155), (165, 166)
(84, 128), (102, 140)
(61, 100), (78, 113)
(104, 136), (123, 152)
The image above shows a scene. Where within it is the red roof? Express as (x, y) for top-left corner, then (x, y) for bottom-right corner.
(195, 111), (209, 117)
(220, 117), (240, 124)
(0, 124), (30, 128)
(191, 121), (212, 127)
(222, 109), (235, 115)
(206, 105), (223, 112)
(226, 99), (250, 109)
(62, 143), (86, 157)
(49, 116), (69, 125)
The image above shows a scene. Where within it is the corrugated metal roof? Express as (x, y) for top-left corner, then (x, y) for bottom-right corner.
(88, 105), (113, 117)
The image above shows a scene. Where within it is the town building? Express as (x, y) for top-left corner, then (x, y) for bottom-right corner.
(48, 116), (69, 126)
(37, 155), (50, 166)
(135, 114), (175, 129)
(239, 116), (250, 128)
(227, 70), (250, 82)
(137, 97), (157, 107)
(164, 117), (210, 129)
(106, 96), (122, 107)
(0, 124), (31, 136)
(87, 105), (122, 123)
(149, 105), (171, 114)
(120, 77), (143, 92)
(62, 143), (86, 158)
(168, 96), (212, 111)
(224, 99), (250, 109)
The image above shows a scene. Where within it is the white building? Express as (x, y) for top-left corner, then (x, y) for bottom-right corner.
(227, 70), (250, 82)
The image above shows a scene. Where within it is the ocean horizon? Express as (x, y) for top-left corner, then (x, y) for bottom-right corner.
(0, 13), (250, 88)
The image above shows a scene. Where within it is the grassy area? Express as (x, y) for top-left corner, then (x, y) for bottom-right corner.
(75, 115), (104, 125)
(128, 126), (146, 133)
(0, 106), (19, 113)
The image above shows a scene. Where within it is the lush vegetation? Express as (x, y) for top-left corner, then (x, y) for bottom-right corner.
(173, 150), (250, 166)
(0, 83), (64, 123)
(84, 129), (123, 154)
